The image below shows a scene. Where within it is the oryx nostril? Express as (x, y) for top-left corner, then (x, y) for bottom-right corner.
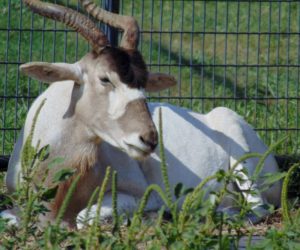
(139, 132), (158, 151)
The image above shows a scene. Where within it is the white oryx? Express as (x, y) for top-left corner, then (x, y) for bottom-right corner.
(3, 0), (281, 228)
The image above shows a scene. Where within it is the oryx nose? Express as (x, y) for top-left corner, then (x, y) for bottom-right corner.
(139, 130), (158, 151)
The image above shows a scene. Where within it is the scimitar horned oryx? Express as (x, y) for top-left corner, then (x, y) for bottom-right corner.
(2, 0), (281, 228)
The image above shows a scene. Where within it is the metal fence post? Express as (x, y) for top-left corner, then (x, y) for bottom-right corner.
(0, 0), (299, 172)
(104, 0), (119, 47)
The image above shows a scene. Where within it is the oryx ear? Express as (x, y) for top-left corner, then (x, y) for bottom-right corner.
(20, 62), (83, 84)
(145, 73), (177, 92)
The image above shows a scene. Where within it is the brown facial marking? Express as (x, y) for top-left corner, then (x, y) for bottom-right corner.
(118, 99), (158, 150)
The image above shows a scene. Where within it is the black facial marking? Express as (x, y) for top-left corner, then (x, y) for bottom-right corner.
(100, 47), (148, 89)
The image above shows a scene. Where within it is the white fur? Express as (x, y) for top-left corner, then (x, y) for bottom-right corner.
(4, 80), (281, 228)
(75, 104), (281, 227)
(120, 133), (151, 159)
(0, 209), (19, 227)
(77, 193), (138, 229)
(107, 72), (145, 119)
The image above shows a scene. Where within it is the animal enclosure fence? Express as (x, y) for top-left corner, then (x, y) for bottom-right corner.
(0, 0), (299, 166)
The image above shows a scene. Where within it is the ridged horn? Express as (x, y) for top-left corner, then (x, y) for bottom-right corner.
(80, 0), (139, 50)
(23, 0), (109, 53)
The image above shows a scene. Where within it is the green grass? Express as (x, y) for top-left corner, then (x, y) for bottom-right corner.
(0, 1), (299, 247)
(125, 0), (300, 156)
(0, 0), (299, 157)
(0, 106), (299, 249)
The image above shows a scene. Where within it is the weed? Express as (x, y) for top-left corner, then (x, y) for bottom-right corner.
(0, 96), (299, 249)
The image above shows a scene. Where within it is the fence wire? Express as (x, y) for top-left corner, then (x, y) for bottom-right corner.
(0, 0), (299, 159)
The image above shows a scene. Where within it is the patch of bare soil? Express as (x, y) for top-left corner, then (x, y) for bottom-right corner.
(242, 209), (283, 236)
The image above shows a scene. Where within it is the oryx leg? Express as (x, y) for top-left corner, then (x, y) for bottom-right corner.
(76, 191), (160, 229)
(207, 108), (274, 222)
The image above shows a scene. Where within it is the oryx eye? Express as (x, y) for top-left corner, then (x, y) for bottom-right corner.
(100, 77), (110, 84)
(99, 77), (115, 88)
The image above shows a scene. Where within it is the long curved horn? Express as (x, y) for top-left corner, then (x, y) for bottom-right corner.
(23, 0), (109, 53)
(80, 0), (139, 50)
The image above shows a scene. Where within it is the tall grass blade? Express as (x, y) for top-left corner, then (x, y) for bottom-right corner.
(281, 163), (300, 224)
(21, 98), (46, 178)
(128, 184), (169, 244)
(158, 108), (172, 207)
(253, 136), (288, 180)
(112, 170), (119, 235)
(86, 166), (111, 249)
(84, 186), (100, 226)
(55, 174), (81, 227)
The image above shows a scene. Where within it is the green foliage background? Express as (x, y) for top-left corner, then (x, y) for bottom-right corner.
(0, 0), (299, 156)
(0, 1), (299, 248)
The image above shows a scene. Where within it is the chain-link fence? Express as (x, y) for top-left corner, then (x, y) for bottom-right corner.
(0, 1), (299, 165)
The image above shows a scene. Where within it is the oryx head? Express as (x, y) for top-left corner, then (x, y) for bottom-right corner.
(20, 0), (176, 159)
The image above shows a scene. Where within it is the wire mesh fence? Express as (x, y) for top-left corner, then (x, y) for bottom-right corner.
(0, 0), (299, 161)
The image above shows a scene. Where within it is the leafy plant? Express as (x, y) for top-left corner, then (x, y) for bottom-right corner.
(0, 105), (298, 250)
